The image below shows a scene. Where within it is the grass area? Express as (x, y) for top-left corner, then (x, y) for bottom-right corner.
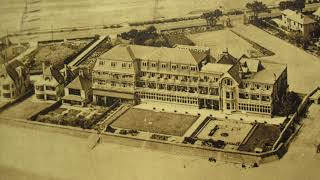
(0, 97), (53, 119)
(23, 40), (89, 72)
(111, 108), (199, 136)
(238, 123), (281, 152)
(36, 106), (109, 129)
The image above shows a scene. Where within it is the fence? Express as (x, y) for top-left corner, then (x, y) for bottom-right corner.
(272, 87), (319, 150)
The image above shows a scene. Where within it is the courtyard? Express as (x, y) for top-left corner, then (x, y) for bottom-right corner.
(110, 108), (199, 136)
(35, 105), (110, 129)
(196, 119), (254, 146)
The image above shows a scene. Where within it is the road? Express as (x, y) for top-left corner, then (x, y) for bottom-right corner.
(232, 24), (320, 94)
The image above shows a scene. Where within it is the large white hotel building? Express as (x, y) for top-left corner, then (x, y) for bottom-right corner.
(92, 44), (287, 116)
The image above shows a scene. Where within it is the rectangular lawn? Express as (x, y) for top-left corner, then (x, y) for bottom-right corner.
(111, 108), (199, 136)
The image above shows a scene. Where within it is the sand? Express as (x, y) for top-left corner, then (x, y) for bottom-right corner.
(0, 104), (319, 180)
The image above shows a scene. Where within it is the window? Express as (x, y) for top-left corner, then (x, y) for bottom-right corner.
(99, 60), (105, 65)
(69, 88), (81, 96)
(161, 63), (167, 68)
(36, 86), (44, 91)
(190, 66), (197, 71)
(46, 86), (55, 91)
(151, 63), (157, 68)
(2, 84), (10, 90)
(181, 65), (188, 70)
(111, 62), (117, 67)
(128, 63), (132, 68)
(142, 62), (148, 67)
(226, 103), (230, 110)
(122, 63), (127, 68)
(226, 92), (230, 99)
(171, 64), (177, 70)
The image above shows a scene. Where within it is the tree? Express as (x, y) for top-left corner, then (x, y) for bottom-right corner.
(288, 31), (309, 49)
(282, 91), (302, 118)
(279, 0), (305, 11)
(246, 1), (270, 21)
(201, 9), (223, 27)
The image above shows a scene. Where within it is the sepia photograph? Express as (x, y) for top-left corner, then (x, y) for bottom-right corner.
(0, 0), (319, 179)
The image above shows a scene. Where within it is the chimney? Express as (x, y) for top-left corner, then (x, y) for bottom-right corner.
(64, 64), (68, 81)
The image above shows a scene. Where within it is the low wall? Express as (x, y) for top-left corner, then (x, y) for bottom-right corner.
(0, 116), (284, 166)
(28, 100), (62, 120)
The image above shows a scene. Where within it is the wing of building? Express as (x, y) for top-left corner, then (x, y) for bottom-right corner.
(92, 44), (288, 116)
(0, 60), (31, 100)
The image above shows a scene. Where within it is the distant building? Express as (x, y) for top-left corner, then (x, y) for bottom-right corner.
(91, 44), (288, 116)
(0, 60), (31, 100)
(280, 9), (317, 38)
(62, 68), (92, 106)
(34, 62), (74, 101)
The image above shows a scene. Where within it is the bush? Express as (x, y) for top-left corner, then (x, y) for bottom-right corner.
(183, 137), (197, 144)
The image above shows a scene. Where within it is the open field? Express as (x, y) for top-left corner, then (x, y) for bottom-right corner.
(232, 24), (320, 94)
(197, 120), (253, 145)
(111, 108), (198, 136)
(0, 103), (319, 180)
(238, 124), (281, 152)
(0, 0), (283, 36)
(188, 30), (261, 59)
(0, 96), (53, 119)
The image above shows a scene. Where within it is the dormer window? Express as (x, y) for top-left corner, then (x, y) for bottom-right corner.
(161, 63), (167, 69)
(171, 64), (177, 70)
(99, 60), (105, 65)
(142, 62), (148, 67)
(151, 62), (157, 68)
(190, 66), (197, 71)
(111, 62), (117, 67)
(181, 65), (188, 70)
(122, 63), (127, 68)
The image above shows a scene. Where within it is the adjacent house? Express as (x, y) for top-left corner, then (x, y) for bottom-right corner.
(62, 68), (92, 106)
(0, 59), (31, 100)
(92, 44), (288, 117)
(279, 9), (317, 38)
(34, 62), (75, 101)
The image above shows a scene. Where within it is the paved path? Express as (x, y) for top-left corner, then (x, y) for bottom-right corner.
(68, 35), (107, 67)
(232, 24), (320, 94)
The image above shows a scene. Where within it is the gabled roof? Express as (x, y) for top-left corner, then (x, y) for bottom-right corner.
(43, 66), (64, 84)
(216, 52), (238, 65)
(66, 74), (91, 91)
(98, 44), (207, 65)
(282, 9), (316, 24)
(1, 60), (26, 83)
(99, 44), (134, 62)
(240, 58), (262, 73)
(313, 7), (320, 17)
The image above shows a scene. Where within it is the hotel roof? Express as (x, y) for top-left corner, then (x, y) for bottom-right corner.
(282, 9), (316, 24)
(243, 61), (286, 84)
(201, 63), (233, 73)
(99, 44), (207, 65)
(313, 7), (320, 17)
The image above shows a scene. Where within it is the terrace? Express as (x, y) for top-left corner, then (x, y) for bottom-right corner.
(110, 108), (199, 136)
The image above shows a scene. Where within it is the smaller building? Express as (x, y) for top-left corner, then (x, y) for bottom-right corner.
(279, 9), (317, 38)
(0, 59), (31, 100)
(34, 63), (65, 101)
(62, 69), (92, 106)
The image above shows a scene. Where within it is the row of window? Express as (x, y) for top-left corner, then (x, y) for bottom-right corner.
(138, 92), (198, 105)
(108, 61), (133, 69)
(242, 82), (271, 91)
(239, 93), (270, 101)
(140, 72), (220, 84)
(238, 103), (271, 114)
(35, 85), (55, 91)
(141, 61), (198, 72)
